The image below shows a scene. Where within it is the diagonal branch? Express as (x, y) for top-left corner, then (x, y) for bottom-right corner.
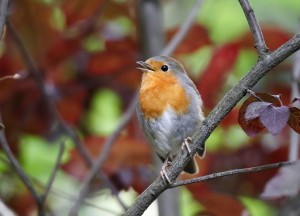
(238, 0), (269, 57)
(172, 160), (297, 187)
(0, 115), (44, 214)
(125, 33), (300, 216)
(41, 141), (65, 204)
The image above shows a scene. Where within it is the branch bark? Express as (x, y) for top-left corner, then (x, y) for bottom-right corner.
(238, 0), (269, 57)
(172, 160), (297, 187)
(125, 33), (300, 216)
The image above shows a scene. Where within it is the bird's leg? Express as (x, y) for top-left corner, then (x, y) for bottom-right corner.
(160, 157), (172, 184)
(181, 137), (192, 156)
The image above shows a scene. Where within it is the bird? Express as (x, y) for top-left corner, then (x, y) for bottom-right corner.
(136, 56), (205, 183)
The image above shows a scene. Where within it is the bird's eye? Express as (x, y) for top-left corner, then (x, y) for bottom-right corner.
(161, 65), (169, 72)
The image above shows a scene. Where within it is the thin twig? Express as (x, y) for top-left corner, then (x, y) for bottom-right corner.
(161, 0), (204, 56)
(125, 33), (300, 216)
(6, 22), (93, 165)
(0, 0), (8, 39)
(172, 161), (297, 187)
(68, 93), (138, 215)
(41, 141), (65, 204)
(238, 0), (269, 57)
(0, 155), (122, 215)
(0, 115), (43, 214)
(70, 0), (205, 213)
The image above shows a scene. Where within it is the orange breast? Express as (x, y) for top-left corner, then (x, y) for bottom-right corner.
(139, 72), (190, 119)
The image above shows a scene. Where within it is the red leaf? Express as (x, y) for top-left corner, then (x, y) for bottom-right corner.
(87, 51), (136, 75)
(62, 0), (105, 26)
(46, 38), (80, 66)
(62, 135), (152, 192)
(198, 192), (244, 216)
(238, 93), (282, 136)
(239, 26), (291, 51)
(197, 43), (240, 108)
(11, 0), (57, 61)
(288, 107), (300, 133)
(167, 24), (211, 54)
(57, 87), (87, 125)
(259, 105), (290, 135)
(245, 101), (272, 120)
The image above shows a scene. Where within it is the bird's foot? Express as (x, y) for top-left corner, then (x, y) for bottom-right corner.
(160, 159), (172, 184)
(181, 137), (192, 156)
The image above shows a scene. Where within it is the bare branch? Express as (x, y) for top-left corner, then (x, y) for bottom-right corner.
(125, 33), (300, 216)
(238, 0), (269, 57)
(68, 93), (139, 215)
(41, 141), (65, 204)
(0, 115), (44, 214)
(172, 161), (297, 187)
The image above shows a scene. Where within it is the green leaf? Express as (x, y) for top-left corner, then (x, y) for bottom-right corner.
(180, 187), (203, 216)
(84, 89), (121, 135)
(240, 196), (276, 216)
(19, 135), (69, 182)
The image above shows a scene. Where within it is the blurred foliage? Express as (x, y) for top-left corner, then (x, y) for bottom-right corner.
(0, 0), (299, 215)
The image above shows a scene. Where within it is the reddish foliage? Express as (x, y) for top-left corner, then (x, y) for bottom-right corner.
(11, 0), (58, 62)
(7, 192), (35, 216)
(239, 92), (300, 136)
(198, 193), (244, 216)
(46, 38), (81, 66)
(239, 26), (292, 51)
(220, 108), (240, 127)
(87, 50), (137, 75)
(288, 107), (300, 133)
(57, 87), (87, 125)
(197, 42), (240, 108)
(238, 93), (282, 136)
(62, 135), (152, 192)
(167, 24), (211, 54)
(62, 0), (106, 26)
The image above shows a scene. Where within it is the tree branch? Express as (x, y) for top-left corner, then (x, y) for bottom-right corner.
(0, 115), (44, 215)
(238, 0), (269, 57)
(125, 33), (300, 216)
(172, 161), (297, 187)
(40, 141), (65, 204)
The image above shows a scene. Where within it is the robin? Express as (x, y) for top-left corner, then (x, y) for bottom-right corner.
(136, 56), (205, 183)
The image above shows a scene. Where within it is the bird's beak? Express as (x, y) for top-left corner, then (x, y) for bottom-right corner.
(136, 61), (155, 72)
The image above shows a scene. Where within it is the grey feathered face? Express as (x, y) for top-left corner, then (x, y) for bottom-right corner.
(136, 56), (186, 75)
(149, 56), (186, 75)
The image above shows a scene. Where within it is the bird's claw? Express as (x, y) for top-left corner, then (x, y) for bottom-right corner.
(160, 160), (172, 184)
(182, 137), (192, 156)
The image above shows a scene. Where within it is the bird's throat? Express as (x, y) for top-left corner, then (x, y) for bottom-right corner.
(139, 72), (190, 119)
